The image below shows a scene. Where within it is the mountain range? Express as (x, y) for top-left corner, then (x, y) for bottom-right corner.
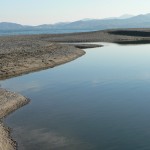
(1, 13), (150, 31)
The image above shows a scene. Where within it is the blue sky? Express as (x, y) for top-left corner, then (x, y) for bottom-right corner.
(0, 0), (150, 25)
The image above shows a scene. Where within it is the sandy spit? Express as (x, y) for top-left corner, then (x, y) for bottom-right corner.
(0, 41), (86, 80)
(0, 88), (30, 150)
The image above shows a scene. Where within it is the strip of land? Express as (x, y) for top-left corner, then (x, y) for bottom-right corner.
(1, 28), (150, 80)
(0, 42), (87, 80)
(0, 28), (150, 150)
(29, 28), (150, 43)
(0, 88), (29, 150)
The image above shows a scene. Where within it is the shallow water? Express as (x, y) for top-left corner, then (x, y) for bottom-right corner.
(1, 43), (150, 150)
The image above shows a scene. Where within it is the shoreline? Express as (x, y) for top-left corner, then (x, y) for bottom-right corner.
(0, 40), (100, 149)
(0, 35), (102, 150)
(1, 28), (150, 149)
(1, 28), (150, 80)
(0, 88), (30, 150)
(0, 42), (101, 80)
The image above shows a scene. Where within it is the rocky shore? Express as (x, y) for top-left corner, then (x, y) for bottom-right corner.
(0, 88), (29, 150)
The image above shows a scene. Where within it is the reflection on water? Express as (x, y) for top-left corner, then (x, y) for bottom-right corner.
(1, 43), (150, 150)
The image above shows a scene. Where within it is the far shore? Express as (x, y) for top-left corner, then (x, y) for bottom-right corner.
(0, 28), (150, 150)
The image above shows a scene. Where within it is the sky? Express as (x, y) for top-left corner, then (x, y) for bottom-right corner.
(0, 0), (150, 25)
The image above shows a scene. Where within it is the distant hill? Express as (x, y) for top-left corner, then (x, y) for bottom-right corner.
(117, 14), (134, 19)
(1, 13), (150, 31)
(102, 14), (134, 20)
(36, 22), (70, 29)
(58, 13), (150, 30)
(0, 22), (24, 30)
(0, 22), (34, 30)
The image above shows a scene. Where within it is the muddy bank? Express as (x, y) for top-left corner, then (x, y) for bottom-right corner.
(0, 88), (29, 150)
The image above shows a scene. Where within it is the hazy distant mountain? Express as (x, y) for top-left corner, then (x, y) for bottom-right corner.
(79, 18), (96, 21)
(56, 13), (150, 30)
(1, 13), (150, 31)
(102, 14), (134, 20)
(0, 22), (24, 30)
(127, 13), (150, 22)
(118, 14), (134, 19)
(36, 22), (70, 29)
(59, 13), (150, 30)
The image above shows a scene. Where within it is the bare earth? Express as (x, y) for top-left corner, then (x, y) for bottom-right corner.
(0, 88), (29, 150)
(0, 28), (150, 150)
(30, 28), (150, 43)
(0, 41), (86, 80)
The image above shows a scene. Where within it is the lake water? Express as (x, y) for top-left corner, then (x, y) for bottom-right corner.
(1, 43), (150, 150)
(0, 29), (95, 36)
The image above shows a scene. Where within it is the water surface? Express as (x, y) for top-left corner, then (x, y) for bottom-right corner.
(0, 29), (96, 36)
(1, 43), (150, 150)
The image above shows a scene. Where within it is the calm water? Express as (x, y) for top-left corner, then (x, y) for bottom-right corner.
(0, 29), (95, 36)
(1, 43), (150, 150)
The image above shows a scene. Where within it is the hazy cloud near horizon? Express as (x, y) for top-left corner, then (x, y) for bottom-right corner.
(0, 0), (150, 25)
